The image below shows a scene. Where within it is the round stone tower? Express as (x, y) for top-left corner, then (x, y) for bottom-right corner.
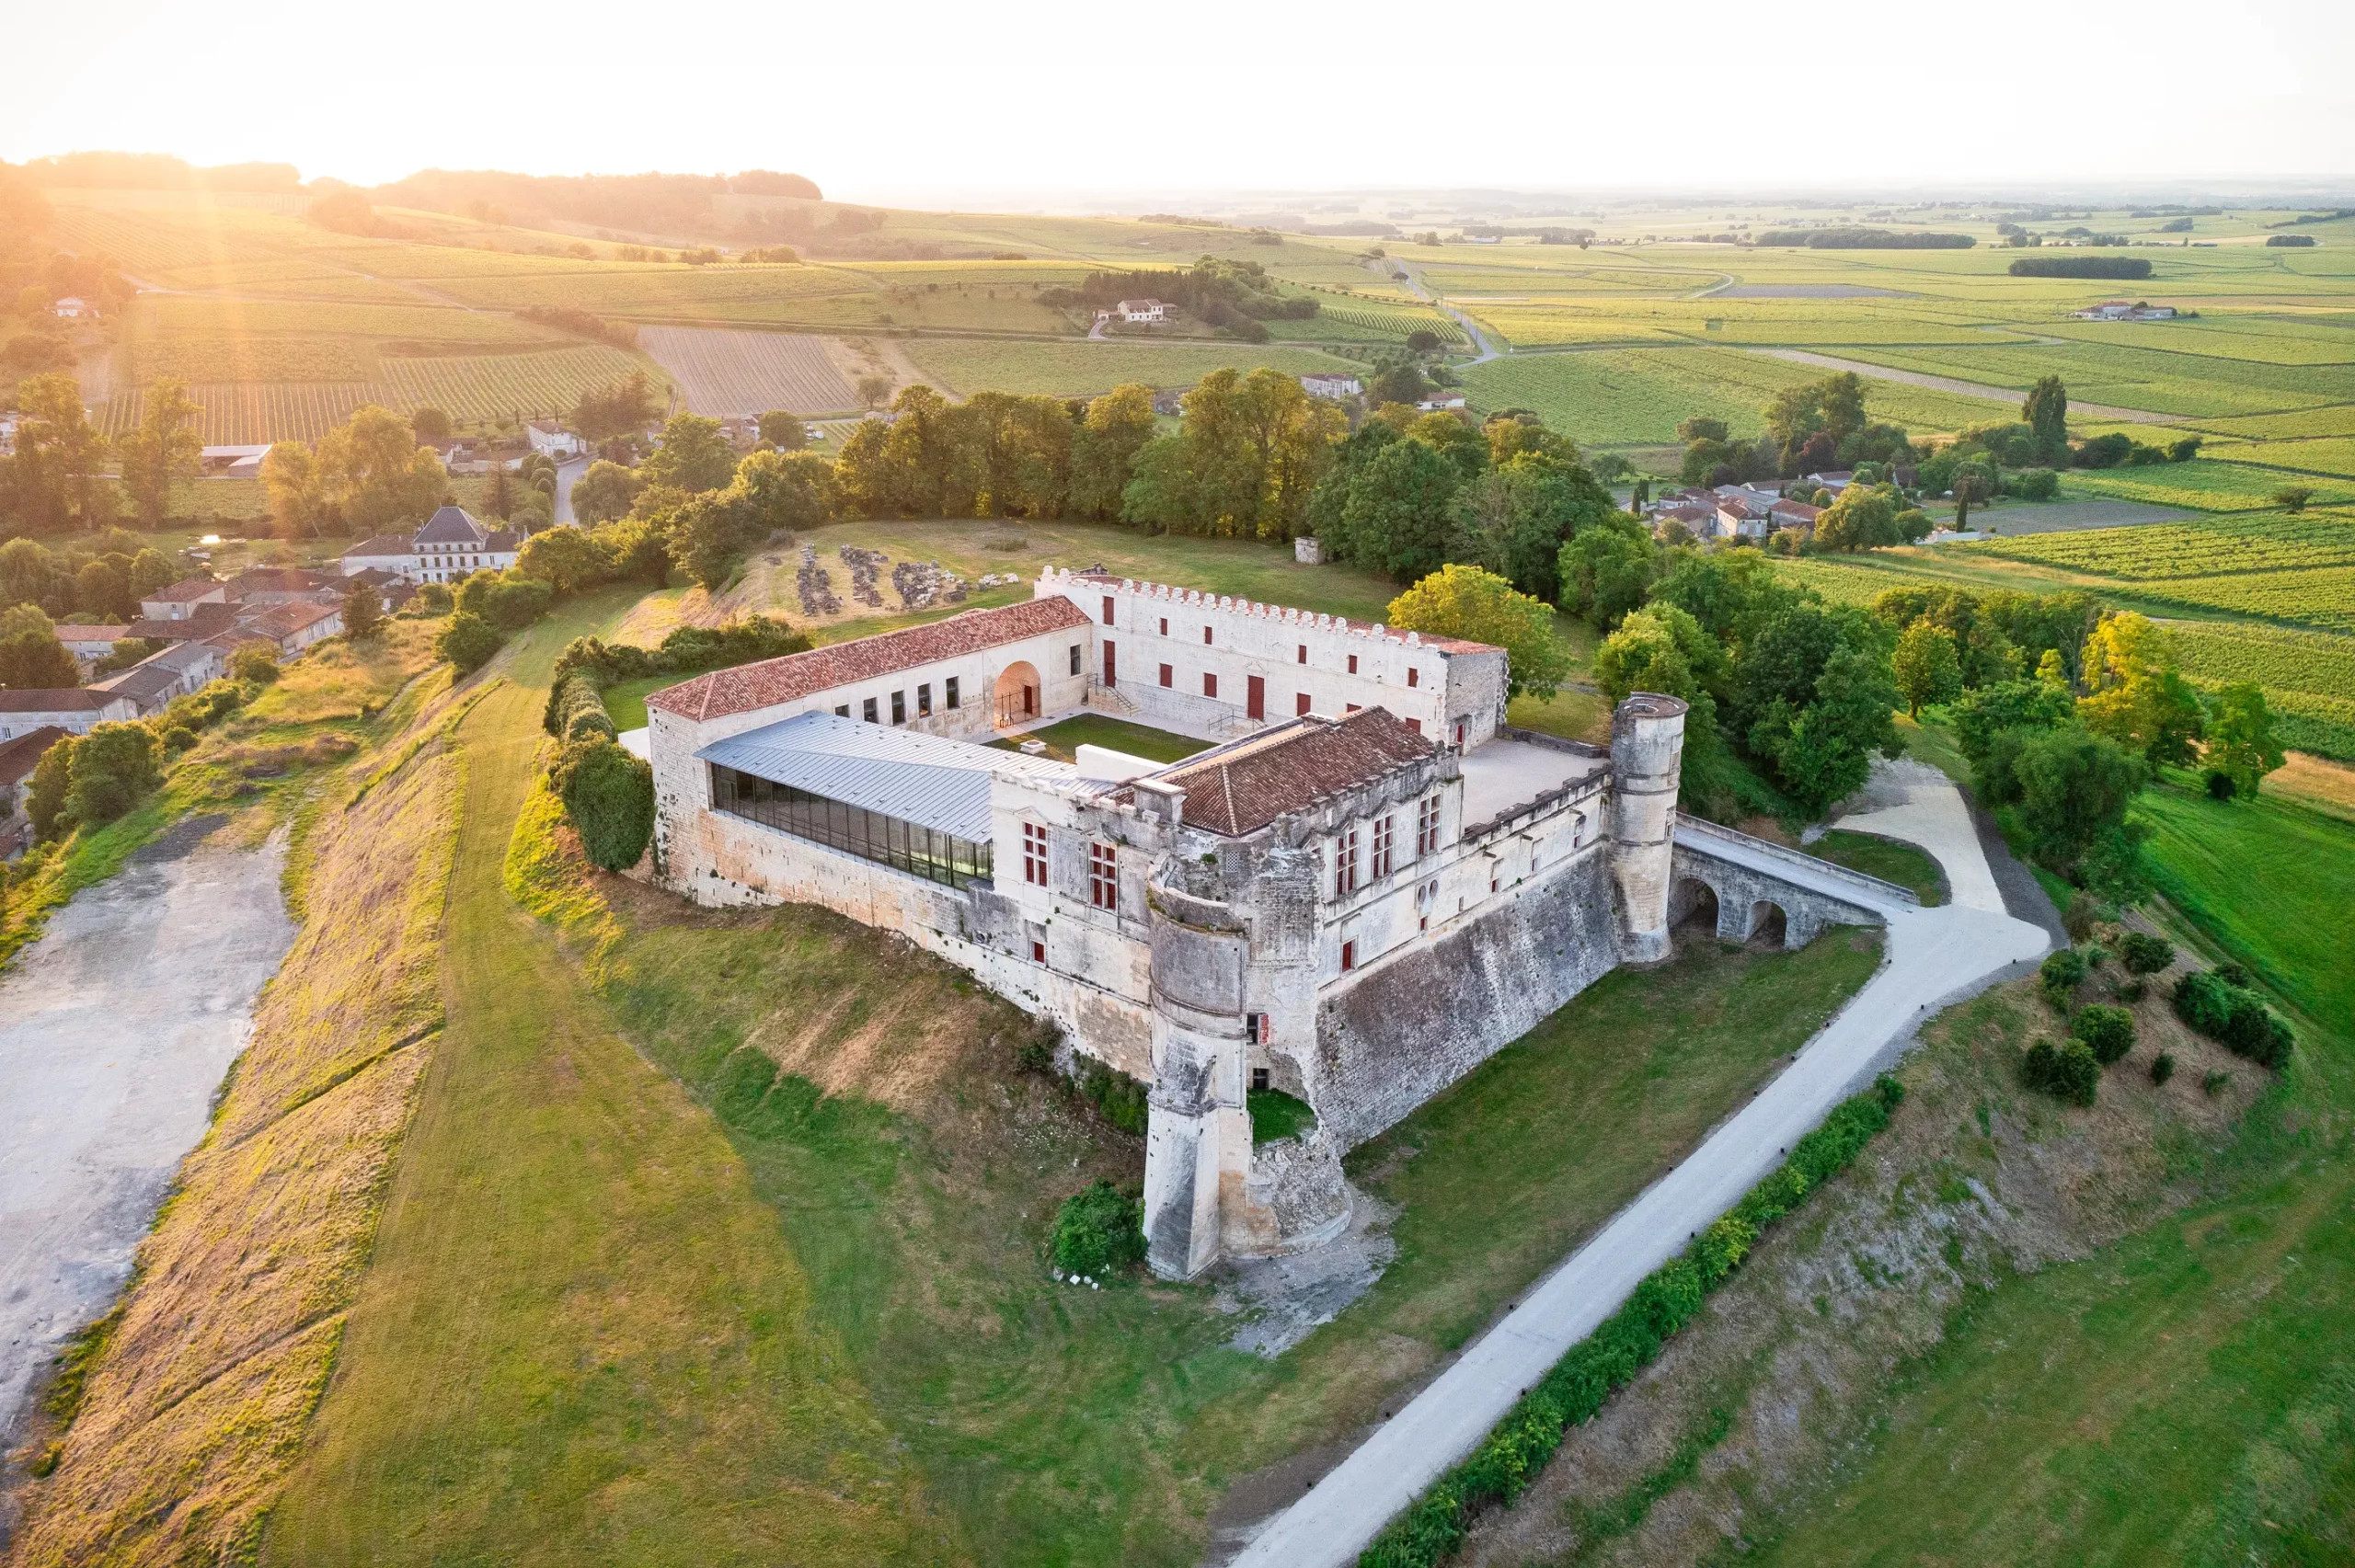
(1608, 692), (1689, 962)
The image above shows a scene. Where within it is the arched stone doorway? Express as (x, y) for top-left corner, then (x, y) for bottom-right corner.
(994, 660), (1041, 727)
(1749, 900), (1788, 949)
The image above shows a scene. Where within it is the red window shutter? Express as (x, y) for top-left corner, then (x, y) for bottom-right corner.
(1103, 641), (1116, 686)
(1296, 692), (1311, 716)
(1204, 672), (1218, 699)
(1102, 594), (1116, 626)
(1407, 716), (1421, 734)
(1159, 663), (1173, 687)
(1341, 940), (1356, 972)
(1246, 674), (1264, 719)
(1407, 668), (1419, 687)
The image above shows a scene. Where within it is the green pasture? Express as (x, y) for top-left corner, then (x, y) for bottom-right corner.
(1749, 777), (2355, 1568)
(899, 340), (1362, 398)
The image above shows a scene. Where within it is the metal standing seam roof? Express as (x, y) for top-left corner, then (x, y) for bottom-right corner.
(695, 711), (1078, 842)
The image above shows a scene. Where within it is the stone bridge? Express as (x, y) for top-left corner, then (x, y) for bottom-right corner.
(1667, 813), (1914, 950)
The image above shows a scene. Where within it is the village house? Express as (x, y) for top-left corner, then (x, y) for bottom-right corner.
(1713, 489), (1776, 540)
(198, 444), (271, 478)
(1413, 388), (1469, 412)
(339, 505), (522, 584)
(52, 624), (132, 671)
(140, 577), (234, 621)
(1300, 372), (1364, 400)
(0, 726), (70, 854)
(0, 688), (142, 742)
(2072, 300), (2178, 321)
(1096, 299), (1171, 325)
(52, 296), (94, 319)
(1769, 498), (1823, 539)
(90, 642), (227, 717)
(526, 420), (585, 459)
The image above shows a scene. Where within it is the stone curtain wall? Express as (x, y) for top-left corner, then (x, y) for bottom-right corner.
(1313, 849), (1621, 1148)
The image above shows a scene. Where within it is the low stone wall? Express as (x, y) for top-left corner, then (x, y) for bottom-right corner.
(1229, 1125), (1351, 1256)
(1667, 841), (1886, 950)
(1310, 849), (1620, 1149)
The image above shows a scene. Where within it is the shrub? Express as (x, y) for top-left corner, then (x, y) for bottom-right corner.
(2203, 1069), (2232, 1096)
(557, 738), (655, 871)
(2040, 946), (2088, 1006)
(2174, 967), (2294, 1070)
(2119, 932), (2175, 975)
(2151, 1052), (2176, 1085)
(2205, 770), (2237, 800)
(158, 724), (197, 752)
(436, 610), (506, 675)
(1051, 1180), (1145, 1276)
(545, 673), (615, 742)
(1074, 1057), (1148, 1135)
(2072, 1004), (2137, 1065)
(229, 643), (280, 684)
(2023, 1036), (2099, 1104)
(2119, 979), (2146, 1004)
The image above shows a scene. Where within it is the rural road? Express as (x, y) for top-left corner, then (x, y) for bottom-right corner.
(553, 454), (590, 526)
(1228, 769), (2050, 1568)
(0, 818), (296, 1444)
(1374, 258), (1502, 364)
(1749, 347), (2182, 426)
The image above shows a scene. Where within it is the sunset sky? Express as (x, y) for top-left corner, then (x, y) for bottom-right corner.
(6, 0), (2351, 201)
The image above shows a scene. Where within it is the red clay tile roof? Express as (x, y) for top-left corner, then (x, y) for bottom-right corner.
(649, 597), (1095, 723)
(0, 688), (133, 713)
(240, 601), (341, 638)
(148, 576), (226, 602)
(1147, 708), (1436, 837)
(0, 725), (70, 782)
(52, 624), (131, 643)
(122, 603), (240, 641)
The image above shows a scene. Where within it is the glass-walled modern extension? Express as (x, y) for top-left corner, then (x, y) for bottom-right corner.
(710, 763), (994, 888)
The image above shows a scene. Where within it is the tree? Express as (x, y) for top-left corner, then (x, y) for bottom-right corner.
(2078, 612), (2202, 765)
(1951, 460), (1995, 528)
(1813, 486), (1901, 551)
(1595, 603), (1725, 710)
(1367, 359), (1428, 409)
(1406, 328), (1442, 353)
(1557, 521), (1658, 629)
(757, 409), (808, 451)
(1453, 452), (1613, 603)
(63, 720), (159, 828)
(1339, 437), (1458, 580)
(638, 411), (739, 495)
(1386, 564), (1569, 700)
(1070, 383), (1158, 520)
(410, 406), (454, 444)
(341, 579), (383, 640)
(230, 643), (280, 683)
(26, 734), (75, 838)
(0, 606), (78, 688)
(116, 378), (203, 528)
(573, 372), (658, 442)
(856, 373), (893, 410)
(2009, 726), (2145, 867)
(1, 373), (111, 534)
(2274, 485), (2314, 513)
(2202, 682), (2284, 799)
(1676, 417), (1729, 445)
(312, 406), (445, 536)
(569, 459), (644, 525)
(436, 610), (505, 673)
(2022, 375), (2069, 463)
(483, 460), (514, 520)
(1890, 623), (1963, 718)
(260, 441), (331, 539)
(1746, 644), (1903, 813)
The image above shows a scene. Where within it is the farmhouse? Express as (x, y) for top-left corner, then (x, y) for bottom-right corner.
(2073, 300), (2177, 321)
(1300, 372), (1364, 400)
(51, 296), (94, 319)
(1414, 389), (1469, 411)
(526, 420), (585, 459)
(0, 687), (142, 742)
(52, 624), (132, 670)
(339, 505), (522, 584)
(649, 569), (1889, 1278)
(199, 444), (271, 478)
(1096, 299), (1171, 324)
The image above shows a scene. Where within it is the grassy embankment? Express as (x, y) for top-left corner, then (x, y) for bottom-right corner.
(6, 629), (465, 1564)
(0, 617), (445, 973)
(261, 593), (957, 1568)
(1459, 754), (2355, 1565)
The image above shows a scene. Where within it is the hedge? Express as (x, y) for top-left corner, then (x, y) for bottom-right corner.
(2007, 256), (2154, 279)
(1357, 1075), (1907, 1568)
(544, 673), (616, 743)
(558, 737), (656, 871)
(2173, 968), (2295, 1070)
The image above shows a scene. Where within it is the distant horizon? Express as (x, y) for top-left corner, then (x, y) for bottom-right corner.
(6, 0), (2349, 200)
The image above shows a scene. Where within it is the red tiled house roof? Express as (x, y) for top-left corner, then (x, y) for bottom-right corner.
(649, 598), (1095, 723)
(1146, 708), (1436, 837)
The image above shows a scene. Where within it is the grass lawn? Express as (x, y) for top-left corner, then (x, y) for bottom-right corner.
(1739, 776), (2355, 1566)
(598, 672), (679, 731)
(1808, 828), (1948, 904)
(265, 593), (955, 1567)
(496, 790), (1880, 1564)
(990, 713), (1207, 763)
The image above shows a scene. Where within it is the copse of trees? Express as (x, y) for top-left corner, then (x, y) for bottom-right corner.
(261, 405), (448, 541)
(1040, 257), (1318, 341)
(1, 532), (178, 624)
(2007, 256), (2154, 279)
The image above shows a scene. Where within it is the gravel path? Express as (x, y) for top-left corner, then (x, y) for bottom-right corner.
(0, 820), (296, 1445)
(1227, 771), (2050, 1568)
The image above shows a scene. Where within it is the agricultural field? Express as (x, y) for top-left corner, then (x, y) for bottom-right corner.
(377, 344), (656, 424)
(638, 326), (859, 416)
(2129, 565), (2355, 633)
(900, 339), (1364, 399)
(1966, 509), (2355, 579)
(2062, 461), (2355, 511)
(1837, 338), (2355, 418)
(96, 381), (377, 443)
(128, 334), (372, 383)
(1460, 344), (2015, 452)
(2210, 434), (2355, 477)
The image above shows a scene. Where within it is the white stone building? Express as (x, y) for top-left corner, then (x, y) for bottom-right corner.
(646, 570), (1733, 1278)
(0, 688), (142, 742)
(340, 505), (523, 584)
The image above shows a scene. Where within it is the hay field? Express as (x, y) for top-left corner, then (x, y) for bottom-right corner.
(639, 326), (860, 414)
